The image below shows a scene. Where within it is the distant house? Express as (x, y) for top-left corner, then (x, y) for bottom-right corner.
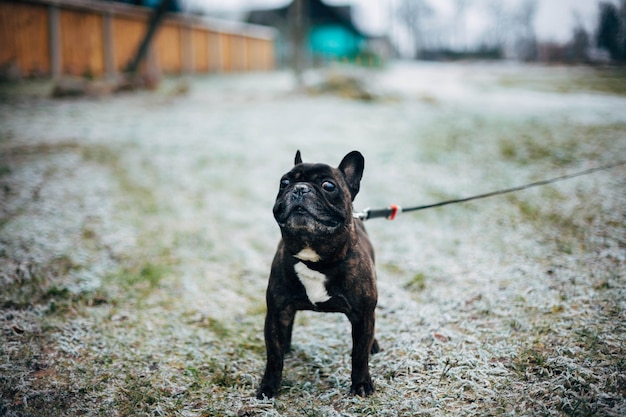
(246, 0), (379, 66)
(112, 0), (181, 13)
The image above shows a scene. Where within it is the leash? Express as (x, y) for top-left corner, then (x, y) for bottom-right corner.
(354, 160), (626, 221)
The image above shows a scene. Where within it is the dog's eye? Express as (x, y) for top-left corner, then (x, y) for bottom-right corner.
(321, 181), (336, 192)
(280, 178), (290, 189)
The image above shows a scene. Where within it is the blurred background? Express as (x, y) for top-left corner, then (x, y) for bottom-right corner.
(1, 0), (625, 86)
(199, 0), (622, 64)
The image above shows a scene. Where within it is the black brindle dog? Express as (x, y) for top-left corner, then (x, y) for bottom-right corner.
(257, 150), (379, 399)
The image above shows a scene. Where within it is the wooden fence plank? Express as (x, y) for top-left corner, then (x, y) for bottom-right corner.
(231, 34), (246, 71)
(192, 27), (209, 73)
(60, 8), (104, 76)
(0, 2), (50, 76)
(0, 0), (275, 79)
(112, 15), (145, 73)
(155, 21), (182, 74)
(208, 30), (222, 72)
(220, 32), (231, 72)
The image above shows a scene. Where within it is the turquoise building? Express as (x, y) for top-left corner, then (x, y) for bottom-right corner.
(309, 24), (364, 59)
(247, 0), (373, 66)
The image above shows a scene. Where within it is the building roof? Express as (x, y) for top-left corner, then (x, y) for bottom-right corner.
(246, 0), (365, 38)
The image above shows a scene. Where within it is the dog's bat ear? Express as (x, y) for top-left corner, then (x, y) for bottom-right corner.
(338, 151), (364, 201)
(294, 150), (303, 165)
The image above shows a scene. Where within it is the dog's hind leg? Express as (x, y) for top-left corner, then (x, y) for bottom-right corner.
(284, 311), (296, 353)
(370, 338), (380, 354)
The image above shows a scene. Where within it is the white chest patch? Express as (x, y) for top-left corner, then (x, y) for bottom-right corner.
(294, 248), (320, 262)
(294, 262), (331, 304)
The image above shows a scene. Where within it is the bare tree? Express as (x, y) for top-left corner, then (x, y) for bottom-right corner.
(514, 0), (538, 61)
(453, 0), (471, 51)
(397, 0), (434, 58)
(126, 0), (173, 80)
(596, 1), (626, 62)
(288, 0), (307, 90)
(485, 0), (507, 51)
(570, 18), (590, 63)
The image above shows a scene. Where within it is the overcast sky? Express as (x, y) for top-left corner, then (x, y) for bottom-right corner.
(184, 0), (617, 47)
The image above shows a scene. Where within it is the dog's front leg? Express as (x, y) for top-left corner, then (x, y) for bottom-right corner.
(257, 305), (295, 399)
(349, 309), (376, 396)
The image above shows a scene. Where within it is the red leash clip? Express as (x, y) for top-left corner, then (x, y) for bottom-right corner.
(387, 205), (400, 220)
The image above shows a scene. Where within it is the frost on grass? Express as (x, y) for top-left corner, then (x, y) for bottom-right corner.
(1, 64), (625, 416)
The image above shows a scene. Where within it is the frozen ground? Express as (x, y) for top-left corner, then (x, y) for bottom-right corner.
(1, 62), (625, 416)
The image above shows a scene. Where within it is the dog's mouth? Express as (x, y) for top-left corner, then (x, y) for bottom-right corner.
(278, 204), (343, 229)
(286, 205), (323, 222)
(292, 205), (308, 215)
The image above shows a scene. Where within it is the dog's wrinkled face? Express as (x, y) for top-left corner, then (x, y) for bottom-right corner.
(273, 151), (363, 237)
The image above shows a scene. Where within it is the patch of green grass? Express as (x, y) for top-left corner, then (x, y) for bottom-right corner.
(418, 117), (482, 162)
(202, 317), (231, 338)
(115, 261), (169, 292)
(206, 358), (251, 389)
(511, 342), (614, 416)
(498, 67), (626, 96)
(382, 263), (429, 294)
(344, 396), (389, 416)
(113, 372), (166, 415)
(404, 272), (427, 292)
(80, 144), (119, 166)
(381, 261), (403, 275)
(498, 127), (577, 166)
(418, 116), (626, 174)
(506, 193), (588, 254)
(0, 142), (80, 160)
(562, 68), (626, 95)
(498, 120), (626, 167)
(81, 143), (159, 215)
(0, 79), (56, 102)
(513, 346), (550, 378)
(0, 254), (110, 314)
(509, 290), (626, 416)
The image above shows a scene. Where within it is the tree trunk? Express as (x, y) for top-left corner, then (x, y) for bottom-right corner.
(289, 0), (306, 90)
(125, 0), (173, 78)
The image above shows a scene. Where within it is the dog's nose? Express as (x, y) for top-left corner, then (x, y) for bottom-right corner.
(292, 183), (311, 196)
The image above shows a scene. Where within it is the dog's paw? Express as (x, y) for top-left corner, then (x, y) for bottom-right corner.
(371, 339), (381, 354)
(350, 380), (375, 397)
(256, 385), (277, 400)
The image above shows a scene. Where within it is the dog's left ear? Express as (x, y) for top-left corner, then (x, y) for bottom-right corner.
(338, 151), (364, 201)
(294, 150), (303, 165)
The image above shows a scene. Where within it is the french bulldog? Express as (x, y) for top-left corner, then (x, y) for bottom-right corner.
(257, 150), (379, 399)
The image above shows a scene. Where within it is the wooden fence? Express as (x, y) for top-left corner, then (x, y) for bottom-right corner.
(0, 0), (276, 78)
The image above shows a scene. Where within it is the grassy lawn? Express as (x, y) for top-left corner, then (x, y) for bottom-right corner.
(1, 63), (625, 416)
